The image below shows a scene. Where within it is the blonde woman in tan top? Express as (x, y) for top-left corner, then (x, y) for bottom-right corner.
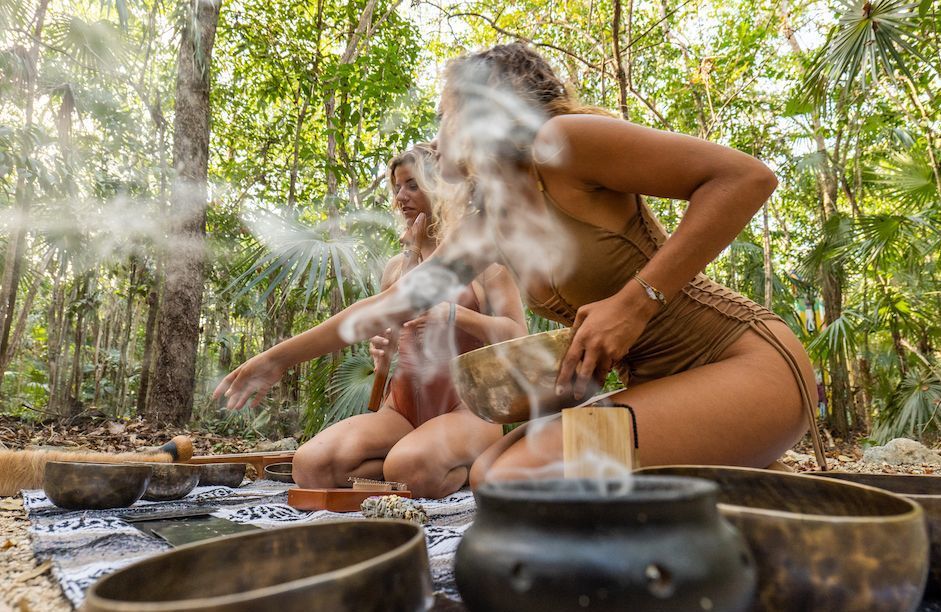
(217, 43), (825, 483)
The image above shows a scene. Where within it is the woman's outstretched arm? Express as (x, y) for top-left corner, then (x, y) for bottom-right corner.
(214, 215), (500, 411)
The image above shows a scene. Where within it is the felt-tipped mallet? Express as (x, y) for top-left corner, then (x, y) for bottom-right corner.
(0, 434), (194, 497)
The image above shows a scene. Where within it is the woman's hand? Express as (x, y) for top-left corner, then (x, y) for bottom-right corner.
(212, 353), (286, 411)
(369, 329), (394, 373)
(556, 284), (659, 400)
(399, 212), (427, 253)
(402, 301), (451, 332)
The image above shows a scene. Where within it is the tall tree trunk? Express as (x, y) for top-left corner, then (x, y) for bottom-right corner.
(46, 258), (66, 413)
(146, 0), (221, 425)
(762, 203), (773, 309)
(117, 260), (138, 410)
(0, 0), (51, 381)
(0, 248), (54, 379)
(136, 275), (159, 415)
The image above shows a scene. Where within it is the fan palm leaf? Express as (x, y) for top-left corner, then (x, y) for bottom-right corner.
(807, 307), (865, 362)
(873, 365), (941, 441)
(805, 0), (923, 96)
(225, 209), (393, 314)
(849, 213), (930, 271)
(323, 350), (376, 426)
(46, 16), (127, 74)
(876, 151), (939, 208)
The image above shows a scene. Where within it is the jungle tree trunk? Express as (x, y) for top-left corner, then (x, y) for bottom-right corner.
(0, 0), (51, 384)
(146, 0), (221, 425)
(116, 260), (138, 410)
(136, 276), (159, 415)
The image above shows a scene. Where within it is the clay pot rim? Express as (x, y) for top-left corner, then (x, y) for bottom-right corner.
(85, 519), (425, 611)
(640, 465), (924, 525)
(477, 475), (716, 503)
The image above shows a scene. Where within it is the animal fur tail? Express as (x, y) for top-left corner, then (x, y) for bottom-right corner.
(0, 435), (193, 497)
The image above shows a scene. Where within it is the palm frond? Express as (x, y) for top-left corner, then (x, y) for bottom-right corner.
(224, 209), (392, 314)
(807, 308), (865, 361)
(875, 151), (939, 208)
(46, 16), (128, 73)
(873, 364), (941, 441)
(850, 213), (929, 270)
(323, 350), (375, 426)
(804, 0), (923, 97)
(800, 212), (854, 276)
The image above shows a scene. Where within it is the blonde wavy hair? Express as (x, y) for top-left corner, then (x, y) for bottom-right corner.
(386, 142), (462, 241)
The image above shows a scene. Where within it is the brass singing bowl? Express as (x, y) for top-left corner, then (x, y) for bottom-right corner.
(197, 462), (247, 487)
(264, 462), (295, 484)
(810, 471), (941, 594)
(637, 466), (928, 612)
(83, 520), (432, 612)
(44, 461), (152, 510)
(452, 328), (598, 424)
(141, 463), (201, 502)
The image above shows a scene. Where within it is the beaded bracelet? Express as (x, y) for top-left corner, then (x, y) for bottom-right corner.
(633, 273), (668, 307)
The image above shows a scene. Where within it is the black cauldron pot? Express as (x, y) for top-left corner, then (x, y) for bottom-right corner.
(455, 476), (756, 612)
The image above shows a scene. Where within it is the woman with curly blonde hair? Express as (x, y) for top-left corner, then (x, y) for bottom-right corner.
(216, 144), (526, 498)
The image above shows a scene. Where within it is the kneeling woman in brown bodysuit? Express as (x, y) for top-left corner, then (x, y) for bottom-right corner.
(215, 145), (526, 498)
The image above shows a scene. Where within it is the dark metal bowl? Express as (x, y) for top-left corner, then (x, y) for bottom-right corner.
(84, 519), (432, 612)
(197, 462), (246, 487)
(264, 462), (295, 484)
(43, 461), (152, 510)
(141, 463), (201, 501)
(810, 471), (941, 594)
(637, 465), (928, 611)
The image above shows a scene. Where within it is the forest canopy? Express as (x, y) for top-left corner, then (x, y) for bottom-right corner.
(0, 0), (939, 444)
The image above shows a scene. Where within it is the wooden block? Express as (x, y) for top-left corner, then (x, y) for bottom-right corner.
(562, 406), (636, 478)
(287, 488), (413, 513)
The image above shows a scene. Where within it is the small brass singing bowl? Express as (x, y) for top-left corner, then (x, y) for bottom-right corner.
(452, 328), (599, 424)
(197, 463), (247, 488)
(43, 461), (152, 510)
(141, 463), (201, 501)
(264, 462), (295, 484)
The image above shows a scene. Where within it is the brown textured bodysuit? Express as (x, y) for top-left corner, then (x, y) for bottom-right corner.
(388, 286), (485, 428)
(514, 169), (826, 466)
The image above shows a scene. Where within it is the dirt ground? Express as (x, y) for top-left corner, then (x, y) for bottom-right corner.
(0, 420), (937, 610)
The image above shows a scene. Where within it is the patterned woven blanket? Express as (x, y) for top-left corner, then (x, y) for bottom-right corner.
(23, 480), (474, 608)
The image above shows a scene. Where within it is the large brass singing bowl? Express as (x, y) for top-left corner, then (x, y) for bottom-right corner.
(44, 461), (152, 510)
(452, 328), (591, 423)
(810, 471), (941, 594)
(637, 466), (928, 611)
(83, 520), (432, 612)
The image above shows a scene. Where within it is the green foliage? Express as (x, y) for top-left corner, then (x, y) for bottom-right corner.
(0, 0), (940, 446)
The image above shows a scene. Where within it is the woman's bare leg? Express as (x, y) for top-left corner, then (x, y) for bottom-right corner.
(474, 321), (813, 483)
(383, 406), (504, 498)
(292, 408), (413, 489)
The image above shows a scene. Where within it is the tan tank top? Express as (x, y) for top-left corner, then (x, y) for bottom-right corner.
(520, 172), (783, 385)
(498, 168), (827, 469)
